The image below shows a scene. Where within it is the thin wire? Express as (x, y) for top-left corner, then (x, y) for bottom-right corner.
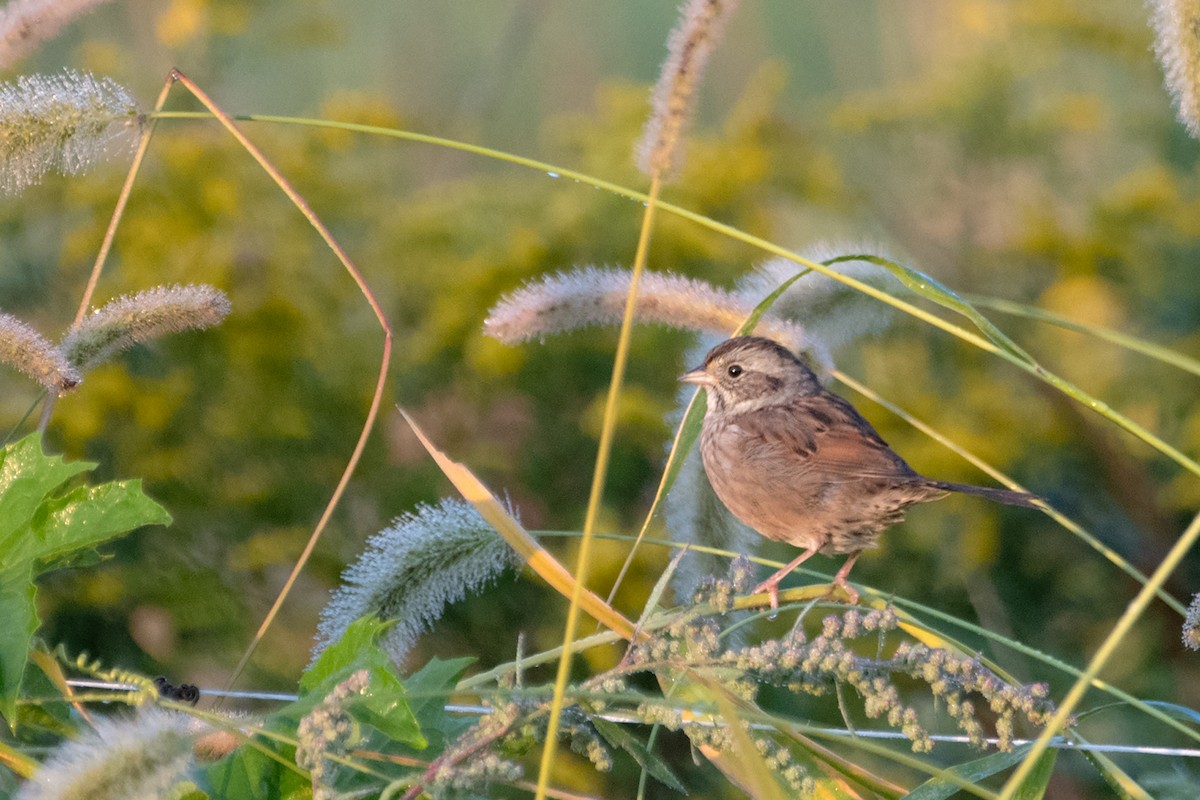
(66, 679), (295, 703)
(65, 680), (1200, 759)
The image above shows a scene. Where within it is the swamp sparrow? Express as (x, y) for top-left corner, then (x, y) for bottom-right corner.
(680, 336), (1039, 608)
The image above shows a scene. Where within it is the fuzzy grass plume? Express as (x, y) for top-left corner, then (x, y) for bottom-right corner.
(1147, 0), (1200, 137)
(484, 266), (810, 354)
(0, 69), (140, 195)
(1185, 592), (1200, 651)
(314, 499), (520, 664)
(0, 311), (79, 393)
(60, 284), (232, 372)
(636, 0), (740, 180)
(0, 1), (115, 69)
(15, 709), (194, 800)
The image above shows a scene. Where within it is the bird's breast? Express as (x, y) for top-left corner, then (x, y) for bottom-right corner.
(699, 418), (829, 549)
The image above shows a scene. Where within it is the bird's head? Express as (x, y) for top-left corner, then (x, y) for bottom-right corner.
(680, 336), (821, 414)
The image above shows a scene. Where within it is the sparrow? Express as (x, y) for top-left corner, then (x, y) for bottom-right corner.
(680, 335), (1039, 607)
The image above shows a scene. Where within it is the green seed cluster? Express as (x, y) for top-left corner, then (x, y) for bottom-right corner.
(296, 669), (369, 799)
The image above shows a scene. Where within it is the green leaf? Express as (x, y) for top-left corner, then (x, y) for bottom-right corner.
(301, 615), (391, 693)
(738, 266), (813, 338)
(300, 616), (424, 748)
(348, 668), (423, 747)
(709, 687), (792, 800)
(0, 563), (36, 723)
(592, 716), (686, 792)
(404, 656), (473, 719)
(205, 741), (309, 800)
(966, 294), (1200, 378)
(0, 435), (93, 556)
(33, 480), (171, 567)
(0, 434), (170, 727)
(401, 656), (474, 754)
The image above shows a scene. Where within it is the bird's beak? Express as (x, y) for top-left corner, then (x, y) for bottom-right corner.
(679, 366), (715, 386)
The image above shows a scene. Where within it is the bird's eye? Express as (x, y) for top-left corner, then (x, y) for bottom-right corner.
(727, 364), (743, 378)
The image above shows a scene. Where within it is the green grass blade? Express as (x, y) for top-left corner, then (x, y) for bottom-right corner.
(967, 295), (1200, 378)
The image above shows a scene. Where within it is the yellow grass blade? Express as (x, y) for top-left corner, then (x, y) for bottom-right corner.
(397, 408), (636, 641)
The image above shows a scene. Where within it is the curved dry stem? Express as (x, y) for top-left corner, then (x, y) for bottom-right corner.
(139, 110), (1200, 478)
(36, 76), (169, 433)
(157, 71), (395, 694)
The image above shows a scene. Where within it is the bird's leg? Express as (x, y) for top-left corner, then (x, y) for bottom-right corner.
(829, 551), (861, 604)
(753, 546), (820, 610)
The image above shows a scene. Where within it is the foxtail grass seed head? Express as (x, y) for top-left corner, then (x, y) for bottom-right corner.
(484, 266), (809, 353)
(0, 311), (80, 393)
(641, 605), (1055, 754)
(16, 709), (194, 800)
(0, 1), (115, 70)
(313, 499), (519, 665)
(1185, 593), (1200, 651)
(60, 284), (231, 373)
(0, 69), (140, 195)
(636, 0), (739, 181)
(1148, 0), (1200, 137)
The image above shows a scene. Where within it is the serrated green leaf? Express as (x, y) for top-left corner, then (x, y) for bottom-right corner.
(348, 668), (423, 747)
(301, 616), (391, 693)
(592, 716), (686, 792)
(0, 435), (171, 729)
(0, 435), (94, 557)
(15, 652), (72, 735)
(33, 480), (171, 567)
(402, 656), (474, 753)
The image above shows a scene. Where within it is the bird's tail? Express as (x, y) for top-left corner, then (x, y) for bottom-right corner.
(929, 481), (1042, 508)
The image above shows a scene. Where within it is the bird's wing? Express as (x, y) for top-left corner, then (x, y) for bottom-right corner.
(734, 393), (920, 483)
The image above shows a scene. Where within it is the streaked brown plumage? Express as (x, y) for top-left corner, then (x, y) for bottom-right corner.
(680, 336), (1039, 607)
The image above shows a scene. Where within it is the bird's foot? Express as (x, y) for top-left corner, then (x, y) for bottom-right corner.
(829, 552), (862, 605)
(751, 578), (780, 610)
(828, 578), (859, 605)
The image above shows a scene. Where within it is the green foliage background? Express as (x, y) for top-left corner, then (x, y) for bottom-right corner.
(1, 1), (1198, 794)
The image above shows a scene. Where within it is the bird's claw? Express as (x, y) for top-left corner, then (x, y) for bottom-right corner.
(752, 579), (780, 610)
(829, 580), (859, 605)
